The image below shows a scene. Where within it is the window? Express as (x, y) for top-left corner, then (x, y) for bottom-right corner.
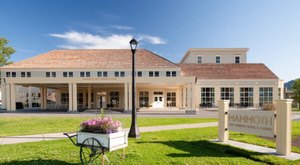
(172, 71), (176, 77)
(31, 93), (40, 107)
(61, 93), (69, 104)
(259, 87), (273, 107)
(153, 91), (163, 95)
(97, 71), (102, 77)
(197, 56), (202, 64)
(115, 71), (119, 77)
(77, 93), (83, 107)
(155, 71), (159, 77)
(235, 56), (240, 64)
(27, 72), (31, 77)
(21, 72), (25, 77)
(216, 56), (221, 64)
(167, 92), (176, 107)
(109, 91), (120, 107)
(6, 72), (10, 77)
(80, 72), (85, 77)
(12, 72), (16, 77)
(46, 72), (50, 77)
(240, 87), (253, 107)
(201, 88), (215, 106)
(86, 72), (90, 77)
(69, 72), (73, 77)
(278, 88), (281, 99)
(166, 71), (171, 77)
(103, 71), (108, 77)
(137, 71), (142, 77)
(52, 72), (56, 77)
(149, 71), (154, 77)
(220, 87), (234, 106)
(63, 72), (68, 77)
(120, 71), (125, 77)
(139, 91), (149, 107)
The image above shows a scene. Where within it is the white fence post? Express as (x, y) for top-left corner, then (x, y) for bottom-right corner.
(218, 100), (230, 142)
(276, 99), (293, 155)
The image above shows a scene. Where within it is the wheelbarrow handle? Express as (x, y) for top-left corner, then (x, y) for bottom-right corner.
(63, 132), (77, 146)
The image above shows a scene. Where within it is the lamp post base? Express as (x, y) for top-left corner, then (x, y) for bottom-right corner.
(128, 125), (141, 139)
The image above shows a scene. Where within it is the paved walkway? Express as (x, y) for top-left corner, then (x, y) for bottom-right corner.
(0, 122), (218, 145)
(212, 140), (300, 161)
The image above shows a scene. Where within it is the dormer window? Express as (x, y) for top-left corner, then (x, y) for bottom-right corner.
(197, 56), (202, 64)
(235, 56), (240, 64)
(216, 56), (221, 64)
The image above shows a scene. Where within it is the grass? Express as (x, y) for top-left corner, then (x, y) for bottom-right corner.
(0, 117), (299, 164)
(0, 116), (217, 136)
(1, 127), (299, 165)
(293, 108), (300, 111)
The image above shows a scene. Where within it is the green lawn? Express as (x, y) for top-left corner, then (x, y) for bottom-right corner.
(1, 127), (298, 165)
(0, 117), (299, 164)
(293, 108), (300, 111)
(0, 116), (217, 136)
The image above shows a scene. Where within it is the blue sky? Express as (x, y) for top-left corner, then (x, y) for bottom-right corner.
(0, 0), (299, 82)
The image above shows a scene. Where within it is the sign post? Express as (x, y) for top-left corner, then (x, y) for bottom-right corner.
(276, 99), (293, 155)
(218, 100), (229, 142)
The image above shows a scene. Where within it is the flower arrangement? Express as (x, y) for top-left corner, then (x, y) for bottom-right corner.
(80, 117), (122, 134)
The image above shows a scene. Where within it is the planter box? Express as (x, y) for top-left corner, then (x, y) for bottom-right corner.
(77, 130), (128, 152)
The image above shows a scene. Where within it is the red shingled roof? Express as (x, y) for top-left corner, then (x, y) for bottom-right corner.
(2, 49), (178, 69)
(178, 63), (278, 79)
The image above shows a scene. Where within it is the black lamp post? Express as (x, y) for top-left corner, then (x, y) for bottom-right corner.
(128, 38), (140, 138)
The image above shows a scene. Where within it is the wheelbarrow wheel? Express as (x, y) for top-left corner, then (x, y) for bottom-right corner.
(80, 137), (103, 165)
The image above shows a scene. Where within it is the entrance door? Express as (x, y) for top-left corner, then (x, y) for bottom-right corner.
(153, 95), (164, 108)
(97, 92), (107, 109)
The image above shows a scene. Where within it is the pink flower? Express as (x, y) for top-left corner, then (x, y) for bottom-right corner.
(80, 117), (122, 134)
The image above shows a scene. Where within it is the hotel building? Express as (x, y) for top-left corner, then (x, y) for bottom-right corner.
(0, 48), (284, 111)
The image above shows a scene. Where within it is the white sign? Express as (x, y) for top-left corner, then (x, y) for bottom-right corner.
(228, 110), (275, 137)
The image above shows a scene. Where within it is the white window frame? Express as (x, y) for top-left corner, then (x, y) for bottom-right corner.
(216, 56), (221, 64)
(197, 55), (202, 64)
(235, 56), (240, 64)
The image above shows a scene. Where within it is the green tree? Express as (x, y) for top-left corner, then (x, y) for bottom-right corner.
(0, 37), (15, 67)
(292, 78), (300, 108)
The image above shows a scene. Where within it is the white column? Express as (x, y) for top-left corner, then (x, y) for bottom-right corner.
(254, 86), (260, 107)
(191, 83), (196, 110)
(128, 83), (132, 111)
(215, 86), (221, 107)
(195, 85), (200, 109)
(183, 87), (186, 108)
(124, 83), (128, 111)
(88, 85), (92, 109)
(186, 84), (192, 110)
(43, 86), (47, 109)
(276, 99), (292, 155)
(72, 83), (77, 111)
(6, 83), (11, 110)
(234, 87), (240, 105)
(1, 83), (6, 109)
(28, 87), (33, 108)
(40, 85), (44, 109)
(10, 83), (16, 111)
(218, 100), (229, 142)
(68, 83), (73, 111)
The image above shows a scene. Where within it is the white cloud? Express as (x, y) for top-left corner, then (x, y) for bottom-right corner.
(138, 34), (167, 45)
(49, 31), (132, 49)
(49, 31), (167, 49)
(111, 25), (133, 30)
